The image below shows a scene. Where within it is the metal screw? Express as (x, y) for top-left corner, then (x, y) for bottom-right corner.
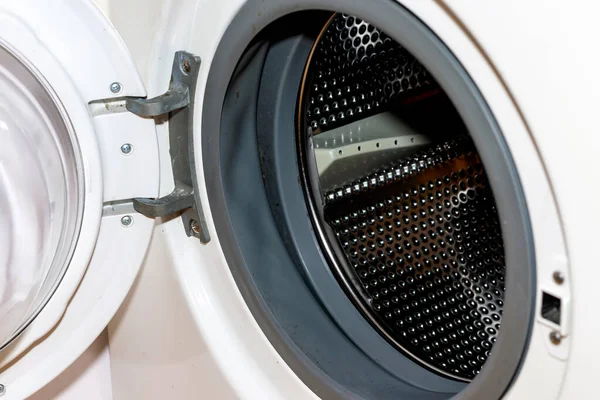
(110, 82), (122, 94)
(121, 215), (133, 227)
(549, 331), (562, 345)
(181, 58), (191, 74)
(552, 271), (565, 285)
(120, 143), (133, 155)
(190, 219), (200, 235)
(0, 384), (6, 396)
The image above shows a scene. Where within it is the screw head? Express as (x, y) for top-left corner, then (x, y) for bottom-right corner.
(549, 331), (562, 345)
(120, 143), (133, 155)
(181, 58), (191, 74)
(121, 215), (133, 227)
(0, 384), (6, 396)
(552, 271), (565, 285)
(110, 82), (122, 94)
(190, 219), (200, 234)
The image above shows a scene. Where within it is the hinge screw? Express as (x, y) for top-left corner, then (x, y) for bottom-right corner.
(553, 271), (565, 285)
(190, 219), (200, 235)
(120, 143), (133, 155)
(121, 215), (133, 227)
(549, 331), (562, 345)
(110, 82), (122, 94)
(181, 58), (191, 74)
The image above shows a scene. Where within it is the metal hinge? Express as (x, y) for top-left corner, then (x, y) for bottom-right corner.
(125, 51), (210, 243)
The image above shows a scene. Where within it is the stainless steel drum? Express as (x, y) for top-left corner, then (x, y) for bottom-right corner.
(298, 13), (506, 382)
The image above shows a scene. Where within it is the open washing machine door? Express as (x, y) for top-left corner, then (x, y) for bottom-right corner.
(1, 0), (595, 399)
(0, 0), (185, 397)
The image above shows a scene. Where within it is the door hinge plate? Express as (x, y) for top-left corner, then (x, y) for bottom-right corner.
(125, 51), (210, 243)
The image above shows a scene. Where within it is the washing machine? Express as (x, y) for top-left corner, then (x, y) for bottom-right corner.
(0, 0), (598, 398)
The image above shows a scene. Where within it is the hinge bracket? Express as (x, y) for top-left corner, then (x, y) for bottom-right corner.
(125, 51), (210, 243)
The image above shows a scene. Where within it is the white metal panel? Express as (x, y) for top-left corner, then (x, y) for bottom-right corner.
(108, 228), (237, 400)
(406, 0), (573, 398)
(94, 0), (168, 85)
(28, 331), (113, 400)
(439, 2), (600, 398)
